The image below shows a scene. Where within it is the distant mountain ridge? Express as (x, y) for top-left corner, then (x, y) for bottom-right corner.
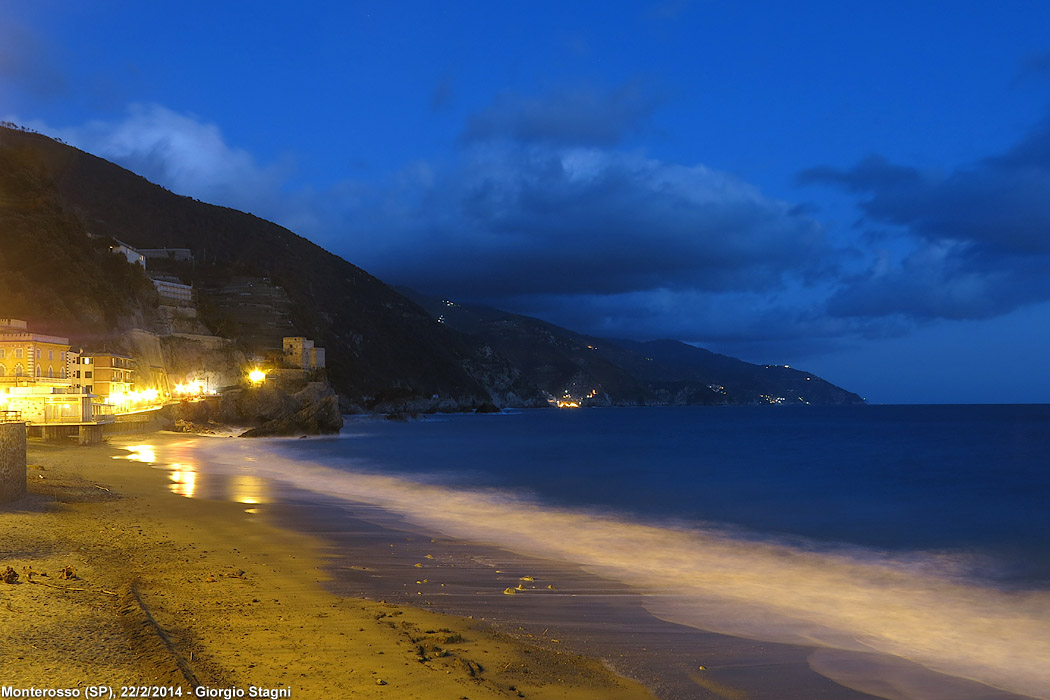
(400, 290), (864, 406)
(0, 125), (863, 409)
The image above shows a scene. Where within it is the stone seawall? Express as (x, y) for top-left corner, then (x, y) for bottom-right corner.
(0, 422), (27, 502)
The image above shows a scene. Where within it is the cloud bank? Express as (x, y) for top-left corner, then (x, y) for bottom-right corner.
(801, 115), (1050, 321)
(19, 81), (1050, 360)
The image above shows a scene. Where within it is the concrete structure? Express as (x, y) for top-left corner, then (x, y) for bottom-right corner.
(151, 275), (195, 305)
(4, 386), (96, 425)
(139, 248), (194, 262)
(283, 337), (326, 371)
(0, 421), (26, 503)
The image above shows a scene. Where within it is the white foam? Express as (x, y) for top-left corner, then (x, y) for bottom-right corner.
(175, 438), (1050, 700)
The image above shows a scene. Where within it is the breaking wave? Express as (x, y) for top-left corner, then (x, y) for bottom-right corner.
(153, 437), (1050, 700)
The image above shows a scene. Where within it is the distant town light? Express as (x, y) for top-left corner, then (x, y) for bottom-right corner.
(248, 369), (266, 384)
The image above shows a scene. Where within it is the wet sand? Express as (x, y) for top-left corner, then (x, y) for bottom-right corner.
(5, 432), (1017, 700)
(1, 435), (654, 699)
(270, 492), (883, 700)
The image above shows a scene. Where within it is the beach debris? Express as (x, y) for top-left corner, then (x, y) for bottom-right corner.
(698, 665), (708, 671)
(503, 587), (517, 595)
(413, 562), (423, 568)
(58, 565), (77, 580)
(515, 584), (526, 591)
(519, 576), (534, 582)
(424, 554), (434, 559)
(374, 678), (387, 686)
(546, 584), (556, 590)
(2, 566), (19, 584)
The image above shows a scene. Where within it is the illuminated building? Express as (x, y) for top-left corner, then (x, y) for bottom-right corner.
(282, 336), (326, 370)
(0, 319), (104, 433)
(0, 318), (73, 384)
(77, 352), (136, 403)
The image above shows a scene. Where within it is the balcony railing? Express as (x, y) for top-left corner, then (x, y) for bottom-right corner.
(0, 409), (24, 423)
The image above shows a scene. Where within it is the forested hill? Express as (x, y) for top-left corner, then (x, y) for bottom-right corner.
(0, 126), (501, 407)
(0, 136), (159, 340)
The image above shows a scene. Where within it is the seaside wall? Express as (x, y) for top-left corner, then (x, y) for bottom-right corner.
(0, 422), (27, 502)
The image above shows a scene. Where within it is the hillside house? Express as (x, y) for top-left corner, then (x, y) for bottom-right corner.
(283, 336), (326, 371)
(110, 240), (146, 267)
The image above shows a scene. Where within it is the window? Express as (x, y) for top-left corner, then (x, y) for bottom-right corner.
(85, 371), (93, 379)
(0, 364), (5, 377)
(15, 349), (22, 359)
(36, 365), (41, 377)
(48, 366), (54, 378)
(15, 364), (24, 377)
(0, 349), (5, 359)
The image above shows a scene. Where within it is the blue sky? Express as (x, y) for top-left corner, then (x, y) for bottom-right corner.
(4, 0), (1050, 403)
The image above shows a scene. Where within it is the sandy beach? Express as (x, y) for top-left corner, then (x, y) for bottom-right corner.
(1, 434), (656, 699)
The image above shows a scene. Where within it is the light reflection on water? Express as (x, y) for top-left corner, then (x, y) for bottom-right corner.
(115, 444), (157, 463)
(116, 440), (270, 507)
(229, 474), (269, 504)
(168, 464), (197, 498)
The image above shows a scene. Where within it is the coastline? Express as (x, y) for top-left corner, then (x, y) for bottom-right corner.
(6, 424), (1037, 700)
(1, 433), (654, 699)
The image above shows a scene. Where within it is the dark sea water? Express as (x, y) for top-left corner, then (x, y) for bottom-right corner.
(161, 405), (1050, 700)
(287, 405), (1050, 580)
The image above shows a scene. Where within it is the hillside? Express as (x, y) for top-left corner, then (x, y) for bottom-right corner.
(402, 291), (865, 406)
(0, 126), (509, 409)
(0, 137), (159, 339)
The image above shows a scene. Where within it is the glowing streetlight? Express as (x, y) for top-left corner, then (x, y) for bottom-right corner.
(248, 369), (266, 385)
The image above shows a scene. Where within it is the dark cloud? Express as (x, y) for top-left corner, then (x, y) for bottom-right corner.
(32, 99), (844, 353)
(461, 82), (662, 147)
(35, 104), (292, 220)
(801, 113), (1050, 321)
(349, 145), (831, 301)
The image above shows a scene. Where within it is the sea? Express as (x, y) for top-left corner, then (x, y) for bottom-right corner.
(134, 405), (1050, 700)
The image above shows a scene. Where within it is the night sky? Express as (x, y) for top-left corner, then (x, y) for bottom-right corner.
(4, 1), (1050, 404)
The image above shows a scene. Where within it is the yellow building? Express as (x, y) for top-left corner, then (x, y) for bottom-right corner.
(282, 336), (326, 370)
(0, 319), (102, 428)
(77, 352), (137, 410)
(0, 318), (73, 385)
